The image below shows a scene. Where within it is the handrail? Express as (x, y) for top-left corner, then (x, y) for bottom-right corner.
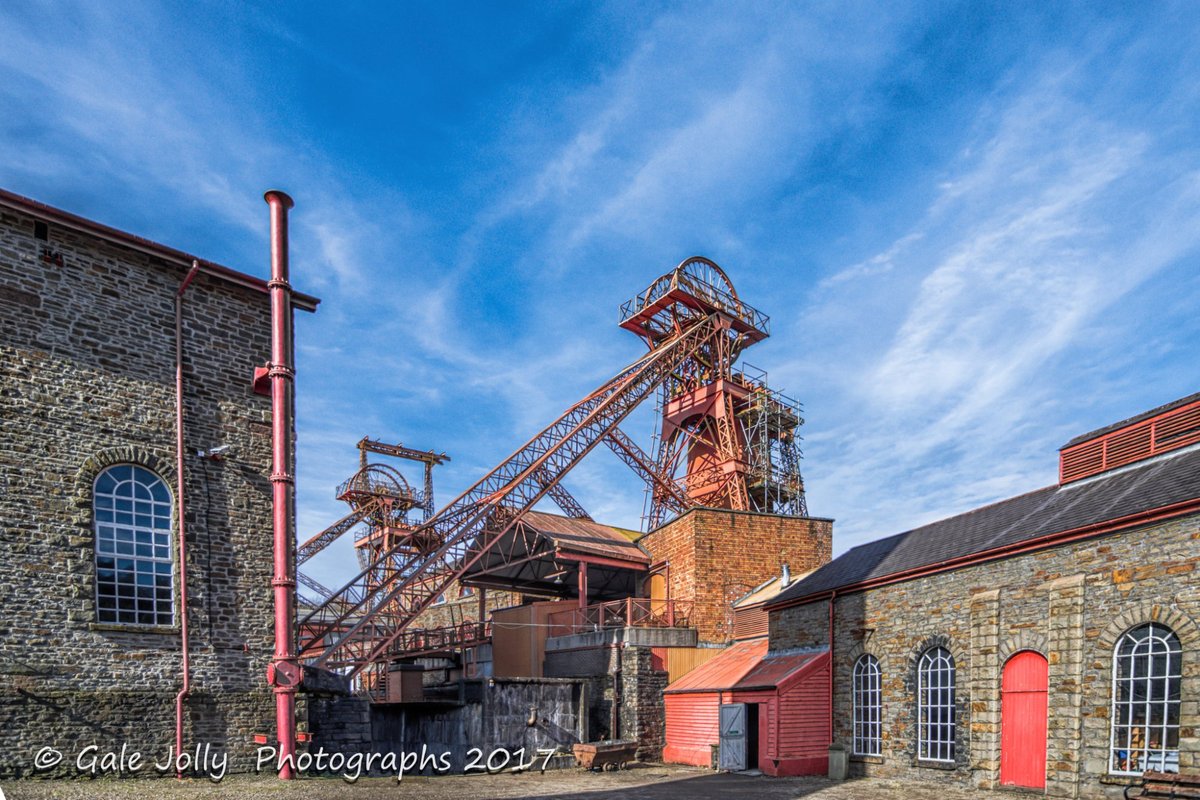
(547, 598), (693, 637)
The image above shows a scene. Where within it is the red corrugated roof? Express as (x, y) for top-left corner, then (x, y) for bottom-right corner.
(663, 639), (768, 694)
(734, 649), (824, 691)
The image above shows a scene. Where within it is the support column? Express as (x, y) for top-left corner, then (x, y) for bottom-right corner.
(970, 588), (1001, 788)
(1045, 574), (1085, 799)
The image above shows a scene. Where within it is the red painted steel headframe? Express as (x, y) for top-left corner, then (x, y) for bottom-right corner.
(618, 257), (807, 528)
(297, 257), (807, 677)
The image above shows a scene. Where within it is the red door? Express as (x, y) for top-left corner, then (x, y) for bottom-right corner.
(1000, 651), (1048, 788)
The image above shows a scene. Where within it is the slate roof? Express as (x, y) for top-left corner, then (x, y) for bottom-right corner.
(770, 445), (1200, 607)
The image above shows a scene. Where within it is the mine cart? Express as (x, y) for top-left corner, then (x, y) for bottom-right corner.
(572, 740), (638, 771)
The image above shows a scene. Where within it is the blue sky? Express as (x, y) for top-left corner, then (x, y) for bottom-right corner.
(3, 2), (1199, 591)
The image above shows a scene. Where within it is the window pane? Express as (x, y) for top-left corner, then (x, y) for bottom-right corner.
(94, 465), (174, 626)
(917, 647), (955, 762)
(852, 655), (882, 756)
(1110, 624), (1181, 775)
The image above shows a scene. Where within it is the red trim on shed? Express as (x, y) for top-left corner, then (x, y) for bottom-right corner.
(663, 641), (830, 775)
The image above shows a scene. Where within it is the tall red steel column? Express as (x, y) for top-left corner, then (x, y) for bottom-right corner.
(264, 190), (299, 778)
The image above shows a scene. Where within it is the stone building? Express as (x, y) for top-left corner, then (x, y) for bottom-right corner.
(0, 188), (318, 777)
(766, 393), (1200, 797)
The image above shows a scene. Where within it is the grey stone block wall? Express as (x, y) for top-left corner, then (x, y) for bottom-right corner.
(769, 513), (1200, 798)
(0, 204), (284, 776)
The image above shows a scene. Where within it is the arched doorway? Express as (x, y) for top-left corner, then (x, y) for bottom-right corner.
(1000, 650), (1048, 788)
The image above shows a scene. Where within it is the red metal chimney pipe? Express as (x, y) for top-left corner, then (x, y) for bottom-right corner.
(264, 190), (299, 779)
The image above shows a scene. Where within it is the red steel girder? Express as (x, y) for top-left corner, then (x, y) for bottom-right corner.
(296, 499), (381, 566)
(534, 466), (591, 520)
(298, 314), (723, 673)
(603, 426), (691, 516)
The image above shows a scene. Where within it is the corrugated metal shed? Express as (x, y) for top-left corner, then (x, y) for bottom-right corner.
(663, 641), (831, 775)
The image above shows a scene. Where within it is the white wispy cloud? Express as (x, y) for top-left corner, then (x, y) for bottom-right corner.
(795, 59), (1200, 551)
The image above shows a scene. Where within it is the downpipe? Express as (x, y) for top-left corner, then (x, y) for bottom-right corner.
(174, 260), (200, 778)
(264, 190), (300, 779)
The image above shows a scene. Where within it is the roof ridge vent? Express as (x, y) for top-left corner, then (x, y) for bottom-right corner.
(1059, 394), (1200, 484)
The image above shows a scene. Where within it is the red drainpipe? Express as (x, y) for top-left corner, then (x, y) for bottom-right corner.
(264, 191), (299, 779)
(174, 260), (200, 778)
(828, 589), (836, 746)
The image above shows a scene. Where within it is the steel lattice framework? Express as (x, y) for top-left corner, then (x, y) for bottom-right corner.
(298, 257), (808, 677)
(300, 313), (722, 673)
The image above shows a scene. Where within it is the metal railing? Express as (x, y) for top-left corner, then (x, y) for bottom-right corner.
(547, 598), (693, 638)
(385, 620), (492, 658)
(619, 271), (770, 336)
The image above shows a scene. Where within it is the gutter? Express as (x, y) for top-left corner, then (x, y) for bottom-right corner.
(0, 188), (320, 311)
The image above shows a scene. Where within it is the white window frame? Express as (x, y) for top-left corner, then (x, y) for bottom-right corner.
(853, 654), (882, 756)
(1108, 623), (1182, 775)
(917, 646), (955, 763)
(93, 465), (174, 627)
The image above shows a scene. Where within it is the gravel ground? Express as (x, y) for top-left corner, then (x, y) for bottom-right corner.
(1, 765), (990, 800)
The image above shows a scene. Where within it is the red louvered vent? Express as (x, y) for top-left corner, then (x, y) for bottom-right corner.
(1060, 398), (1200, 484)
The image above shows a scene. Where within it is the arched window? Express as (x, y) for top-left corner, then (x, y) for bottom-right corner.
(917, 646), (955, 762)
(853, 654), (882, 756)
(1110, 623), (1182, 774)
(93, 465), (173, 626)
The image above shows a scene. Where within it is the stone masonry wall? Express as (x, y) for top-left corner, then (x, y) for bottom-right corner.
(641, 509), (832, 644)
(769, 514), (1200, 799)
(0, 204), (287, 776)
(621, 645), (668, 761)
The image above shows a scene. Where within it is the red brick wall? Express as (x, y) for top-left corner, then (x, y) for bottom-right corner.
(641, 509), (832, 643)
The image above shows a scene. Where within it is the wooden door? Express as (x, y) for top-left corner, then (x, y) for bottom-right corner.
(719, 703), (747, 771)
(1000, 651), (1048, 789)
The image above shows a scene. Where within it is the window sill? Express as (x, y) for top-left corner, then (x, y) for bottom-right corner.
(850, 755), (884, 764)
(89, 623), (180, 635)
(1099, 775), (1139, 786)
(915, 760), (957, 771)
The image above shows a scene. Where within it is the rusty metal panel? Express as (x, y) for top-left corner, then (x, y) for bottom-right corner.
(665, 647), (725, 684)
(491, 600), (562, 678)
(522, 510), (649, 564)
